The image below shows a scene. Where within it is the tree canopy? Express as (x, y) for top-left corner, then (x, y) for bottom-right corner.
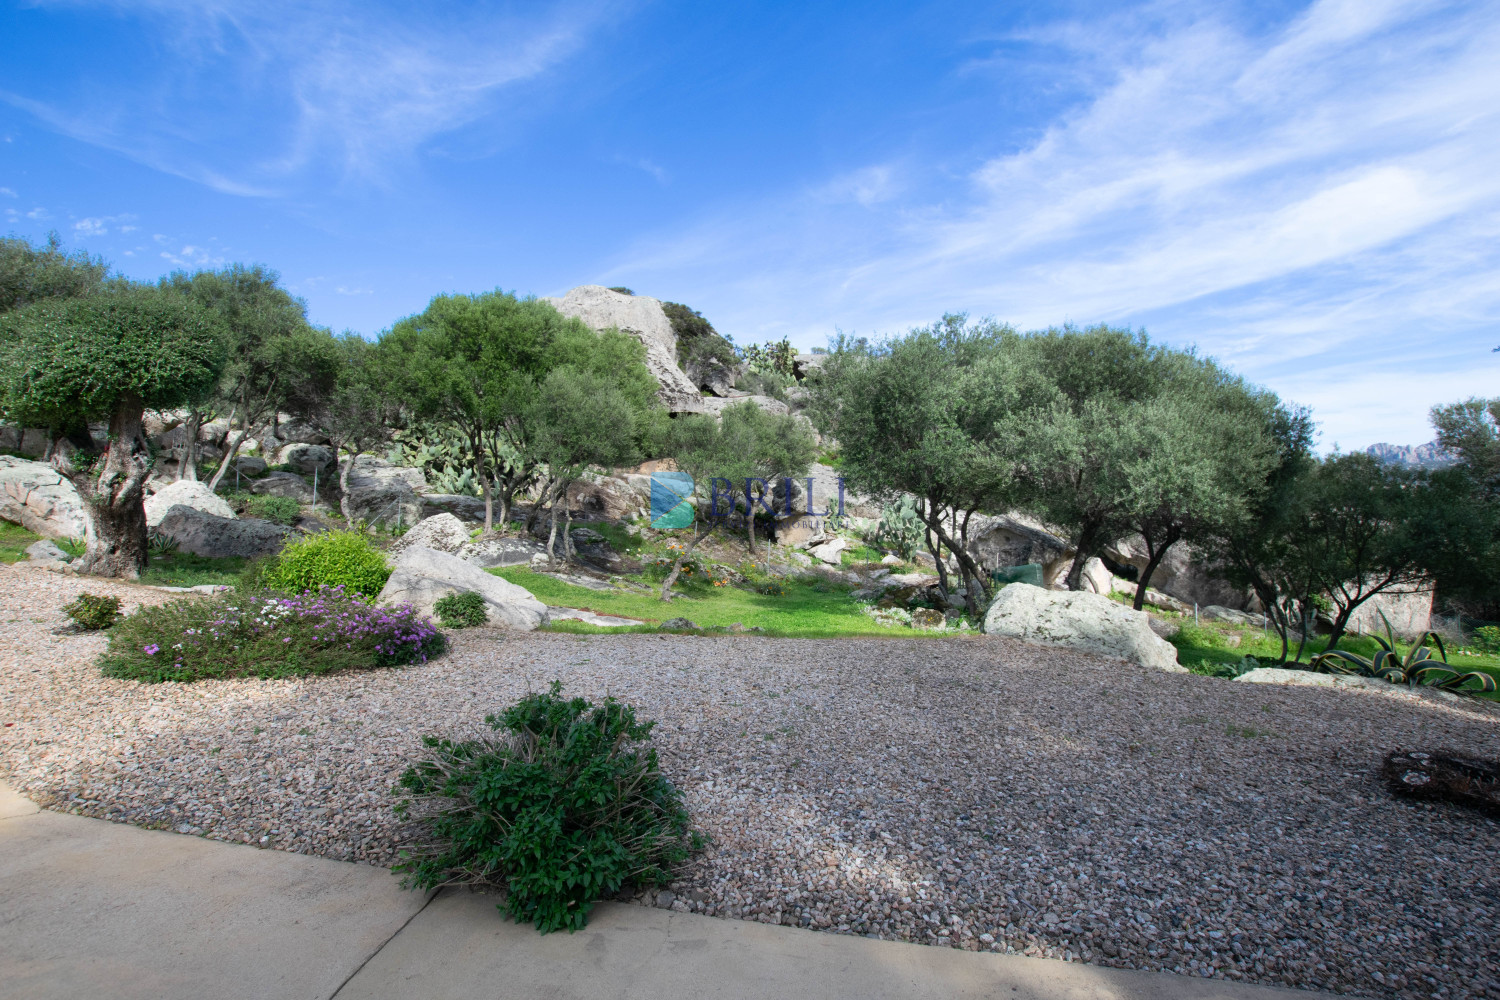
(383, 290), (659, 531)
(0, 283), (228, 577)
(0, 232), (109, 315)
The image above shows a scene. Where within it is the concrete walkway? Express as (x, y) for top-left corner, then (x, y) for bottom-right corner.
(0, 783), (1311, 1000)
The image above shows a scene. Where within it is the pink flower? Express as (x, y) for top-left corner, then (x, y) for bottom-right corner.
(143, 644), (159, 655)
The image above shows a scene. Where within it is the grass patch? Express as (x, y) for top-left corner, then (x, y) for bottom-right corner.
(839, 543), (887, 567)
(586, 522), (643, 554)
(0, 522), (42, 564)
(489, 567), (951, 639)
(138, 552), (246, 588)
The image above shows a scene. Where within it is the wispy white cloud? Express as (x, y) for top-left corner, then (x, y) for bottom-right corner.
(0, 187), (16, 197)
(159, 244), (226, 269)
(10, 0), (613, 193)
(615, 156), (668, 185)
(608, 0), (1500, 447)
(72, 213), (137, 237)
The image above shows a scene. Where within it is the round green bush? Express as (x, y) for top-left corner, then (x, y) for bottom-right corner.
(434, 590), (487, 628)
(262, 530), (391, 599)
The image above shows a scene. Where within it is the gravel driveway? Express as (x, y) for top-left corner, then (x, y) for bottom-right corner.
(2, 564), (1497, 1000)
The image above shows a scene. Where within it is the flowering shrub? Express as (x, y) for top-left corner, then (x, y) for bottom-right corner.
(99, 585), (446, 683)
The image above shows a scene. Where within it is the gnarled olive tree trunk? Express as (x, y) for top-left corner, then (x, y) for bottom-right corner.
(55, 393), (152, 578)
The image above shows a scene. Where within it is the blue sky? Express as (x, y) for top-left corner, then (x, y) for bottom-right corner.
(2, 0), (1497, 450)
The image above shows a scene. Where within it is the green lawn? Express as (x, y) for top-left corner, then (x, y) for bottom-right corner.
(489, 566), (957, 638)
(0, 522), (42, 564)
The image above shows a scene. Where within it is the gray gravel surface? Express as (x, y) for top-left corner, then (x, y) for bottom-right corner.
(2, 563), (1498, 999)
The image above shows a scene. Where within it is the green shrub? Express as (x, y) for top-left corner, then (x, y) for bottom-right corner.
(754, 580), (787, 597)
(262, 530), (391, 598)
(394, 682), (705, 933)
(1470, 625), (1500, 654)
(243, 495), (301, 525)
(222, 491), (302, 525)
(100, 588), (444, 682)
(62, 593), (121, 630)
(1189, 655), (1262, 679)
(434, 591), (487, 628)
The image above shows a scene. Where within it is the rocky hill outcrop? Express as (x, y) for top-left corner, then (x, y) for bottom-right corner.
(542, 285), (705, 414)
(1365, 441), (1456, 469)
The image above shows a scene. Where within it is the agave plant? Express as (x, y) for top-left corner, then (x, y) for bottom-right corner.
(147, 529), (180, 556)
(1311, 612), (1497, 694)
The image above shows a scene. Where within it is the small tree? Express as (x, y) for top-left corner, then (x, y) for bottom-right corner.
(1294, 453), (1433, 652)
(529, 366), (643, 560)
(1203, 400), (1318, 664)
(716, 401), (816, 562)
(315, 334), (402, 524)
(809, 316), (1037, 616)
(1121, 375), (1281, 609)
(1431, 398), (1500, 497)
(385, 291), (656, 533)
(0, 286), (226, 576)
(652, 406), (802, 599)
(163, 265), (336, 488)
(1007, 326), (1194, 591)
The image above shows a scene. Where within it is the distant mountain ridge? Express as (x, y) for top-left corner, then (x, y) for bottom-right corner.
(1364, 441), (1457, 469)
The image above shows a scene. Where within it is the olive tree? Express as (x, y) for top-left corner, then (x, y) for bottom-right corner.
(0, 285), (226, 576)
(650, 401), (814, 599)
(162, 265), (336, 486)
(529, 366), (646, 560)
(0, 232), (108, 314)
(1118, 374), (1281, 609)
(384, 291), (656, 533)
(808, 316), (1040, 615)
(314, 333), (403, 524)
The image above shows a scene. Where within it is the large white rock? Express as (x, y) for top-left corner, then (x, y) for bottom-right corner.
(250, 471), (314, 502)
(346, 455), (426, 491)
(807, 536), (848, 565)
(276, 442), (334, 473)
(542, 286), (705, 414)
(390, 513), (471, 556)
(981, 583), (1184, 671)
(0, 456), (87, 539)
(145, 480), (236, 528)
(378, 546), (548, 630)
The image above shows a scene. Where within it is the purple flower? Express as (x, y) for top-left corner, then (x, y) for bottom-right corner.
(143, 644), (159, 655)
